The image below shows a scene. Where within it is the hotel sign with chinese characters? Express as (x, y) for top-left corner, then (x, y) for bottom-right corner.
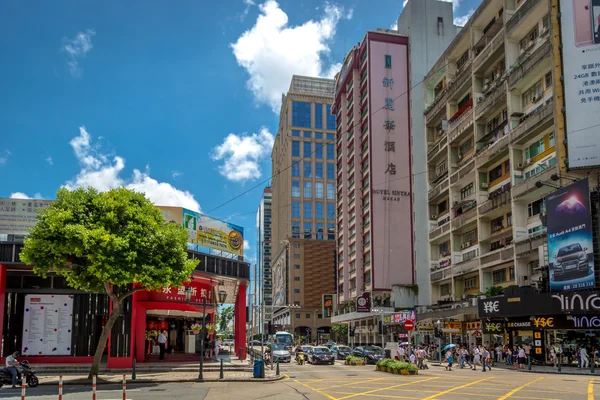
(147, 281), (213, 303)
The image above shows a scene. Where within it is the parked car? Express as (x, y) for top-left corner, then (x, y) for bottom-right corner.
(352, 346), (384, 364)
(553, 243), (590, 280)
(307, 346), (335, 365)
(271, 344), (291, 363)
(331, 345), (352, 360)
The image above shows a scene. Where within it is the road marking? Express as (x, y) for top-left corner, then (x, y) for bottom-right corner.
(589, 378), (594, 400)
(314, 378), (387, 390)
(295, 380), (339, 400)
(457, 392), (559, 400)
(422, 377), (493, 400)
(282, 373), (291, 381)
(497, 377), (544, 400)
(326, 391), (420, 399)
(333, 377), (439, 400)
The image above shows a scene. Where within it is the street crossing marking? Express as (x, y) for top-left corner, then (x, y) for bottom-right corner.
(422, 377), (493, 400)
(497, 377), (544, 400)
(589, 378), (594, 400)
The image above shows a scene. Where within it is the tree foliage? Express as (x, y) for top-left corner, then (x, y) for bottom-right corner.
(20, 187), (198, 377)
(216, 305), (235, 333)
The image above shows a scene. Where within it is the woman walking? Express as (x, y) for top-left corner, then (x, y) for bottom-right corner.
(445, 349), (454, 371)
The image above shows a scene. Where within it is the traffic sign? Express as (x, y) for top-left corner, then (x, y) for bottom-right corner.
(404, 320), (414, 331)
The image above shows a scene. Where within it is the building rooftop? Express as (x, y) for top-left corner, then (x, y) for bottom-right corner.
(288, 75), (335, 97)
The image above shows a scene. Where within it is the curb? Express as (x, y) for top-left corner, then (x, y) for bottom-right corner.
(39, 374), (285, 386)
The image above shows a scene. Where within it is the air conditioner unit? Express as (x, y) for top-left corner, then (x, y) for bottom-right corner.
(431, 214), (438, 220)
(481, 183), (489, 189)
(517, 163), (524, 169)
(528, 40), (534, 48)
(457, 154), (463, 160)
(453, 200), (459, 206)
(465, 241), (471, 248)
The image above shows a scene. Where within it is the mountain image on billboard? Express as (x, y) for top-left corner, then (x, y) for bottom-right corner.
(546, 178), (595, 291)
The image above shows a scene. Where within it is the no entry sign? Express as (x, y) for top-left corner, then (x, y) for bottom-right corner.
(404, 320), (414, 331)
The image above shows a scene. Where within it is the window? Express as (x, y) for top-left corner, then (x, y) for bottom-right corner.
(437, 200), (448, 214)
(316, 223), (324, 239)
(294, 289), (300, 294)
(489, 164), (504, 182)
(304, 222), (312, 239)
(292, 202), (300, 218)
(436, 160), (447, 176)
(315, 103), (323, 129)
(292, 162), (300, 177)
(304, 202), (312, 219)
(440, 284), (451, 296)
(492, 268), (507, 285)
(549, 131), (555, 147)
(326, 105), (336, 130)
(327, 203), (335, 219)
(292, 141), (300, 157)
(328, 224), (335, 240)
(315, 182), (324, 199)
(462, 229), (476, 244)
(543, 14), (550, 30)
(315, 132), (323, 139)
(292, 221), (300, 238)
(439, 241), (450, 256)
(294, 243), (301, 248)
(456, 50), (469, 71)
(315, 162), (323, 179)
(292, 130), (300, 137)
(304, 161), (312, 178)
(318, 314), (323, 319)
(457, 93), (471, 109)
(528, 198), (545, 217)
(525, 137), (546, 159)
(491, 216), (504, 232)
(293, 254), (300, 258)
(292, 181), (300, 197)
(459, 139), (473, 156)
(295, 313), (301, 318)
(304, 142), (312, 158)
(522, 79), (543, 105)
(292, 101), (312, 128)
(507, 212), (512, 227)
(294, 277), (300, 281)
(545, 71), (552, 89)
(326, 133), (335, 141)
(316, 203), (324, 219)
(385, 54), (392, 68)
(525, 157), (557, 179)
(327, 183), (335, 199)
(315, 143), (323, 159)
(326, 143), (334, 159)
(294, 264), (300, 269)
(306, 313), (310, 318)
(303, 131), (312, 138)
(303, 181), (312, 198)
(509, 266), (515, 281)
(464, 276), (478, 291)
(460, 183), (474, 200)
(519, 25), (539, 51)
(327, 164), (335, 180)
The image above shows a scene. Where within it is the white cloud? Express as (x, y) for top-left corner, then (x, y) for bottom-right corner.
(403, 0), (408, 7)
(0, 149), (11, 165)
(172, 170), (182, 178)
(46, 156), (53, 165)
(230, 0), (351, 112)
(210, 127), (274, 182)
(241, 0), (256, 20)
(61, 29), (96, 77)
(64, 126), (201, 211)
(10, 192), (43, 200)
(391, 21), (398, 30)
(244, 240), (250, 250)
(454, 8), (474, 26)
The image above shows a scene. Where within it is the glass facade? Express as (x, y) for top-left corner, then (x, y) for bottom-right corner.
(315, 182), (324, 198)
(292, 141), (300, 157)
(304, 161), (312, 177)
(292, 130), (300, 137)
(292, 202), (300, 218)
(304, 181), (312, 198)
(292, 162), (300, 177)
(315, 132), (323, 139)
(304, 202), (312, 219)
(326, 133), (334, 141)
(326, 105), (336, 130)
(327, 223), (335, 240)
(316, 223), (324, 239)
(316, 203), (324, 219)
(315, 162), (323, 178)
(292, 101), (312, 128)
(327, 183), (335, 199)
(304, 142), (312, 158)
(315, 103), (323, 129)
(303, 131), (312, 138)
(326, 143), (334, 159)
(315, 143), (323, 159)
(327, 203), (335, 219)
(304, 223), (312, 239)
(327, 163), (335, 180)
(292, 181), (300, 197)
(292, 221), (300, 238)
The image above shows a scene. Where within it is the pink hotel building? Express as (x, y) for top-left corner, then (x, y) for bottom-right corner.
(332, 31), (415, 328)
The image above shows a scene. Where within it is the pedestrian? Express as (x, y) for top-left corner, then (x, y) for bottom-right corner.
(416, 347), (425, 369)
(214, 337), (222, 361)
(581, 346), (589, 368)
(445, 349), (454, 371)
(472, 345), (481, 371)
(482, 346), (491, 372)
(396, 345), (405, 361)
(506, 346), (513, 366)
(550, 346), (557, 367)
(496, 344), (503, 363)
(461, 347), (473, 369)
(157, 330), (167, 360)
(5, 351), (21, 388)
(518, 345), (526, 369)
(524, 343), (531, 366)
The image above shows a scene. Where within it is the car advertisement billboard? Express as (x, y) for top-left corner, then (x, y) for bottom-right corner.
(182, 208), (244, 256)
(560, 0), (600, 168)
(546, 178), (595, 291)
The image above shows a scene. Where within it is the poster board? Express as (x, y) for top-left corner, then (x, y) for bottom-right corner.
(21, 295), (74, 356)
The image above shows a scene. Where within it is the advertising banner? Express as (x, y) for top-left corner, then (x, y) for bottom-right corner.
(272, 257), (286, 307)
(0, 199), (52, 235)
(478, 290), (600, 317)
(322, 294), (333, 318)
(559, 0), (600, 168)
(546, 178), (595, 291)
(356, 292), (371, 313)
(182, 208), (244, 256)
(382, 310), (416, 325)
(21, 295), (74, 356)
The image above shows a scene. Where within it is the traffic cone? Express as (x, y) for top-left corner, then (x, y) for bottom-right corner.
(513, 361), (517, 370)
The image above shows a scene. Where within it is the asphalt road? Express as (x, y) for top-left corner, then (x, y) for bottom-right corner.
(1, 361), (597, 399)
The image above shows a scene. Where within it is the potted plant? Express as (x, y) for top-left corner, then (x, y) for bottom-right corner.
(345, 355), (364, 366)
(205, 323), (217, 332)
(190, 323), (202, 334)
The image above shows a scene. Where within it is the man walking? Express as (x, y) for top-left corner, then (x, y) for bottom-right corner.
(581, 346), (589, 368)
(157, 331), (167, 360)
(213, 337), (222, 361)
(6, 351), (21, 388)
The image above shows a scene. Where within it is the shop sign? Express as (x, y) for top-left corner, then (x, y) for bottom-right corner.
(417, 325), (434, 333)
(506, 318), (533, 329)
(382, 309), (416, 325)
(147, 280), (213, 303)
(482, 321), (504, 334)
(533, 317), (555, 329)
(356, 292), (371, 313)
(442, 322), (462, 333)
(464, 321), (481, 331)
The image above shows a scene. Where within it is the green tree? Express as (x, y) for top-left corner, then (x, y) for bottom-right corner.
(331, 324), (348, 343)
(20, 187), (198, 378)
(216, 305), (235, 333)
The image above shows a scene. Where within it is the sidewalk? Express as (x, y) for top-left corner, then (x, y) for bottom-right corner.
(432, 360), (600, 376)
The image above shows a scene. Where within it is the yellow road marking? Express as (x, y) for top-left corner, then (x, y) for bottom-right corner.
(497, 377), (544, 400)
(589, 378), (594, 400)
(325, 391), (420, 399)
(282, 373), (291, 381)
(422, 377), (493, 400)
(295, 380), (338, 400)
(333, 377), (439, 400)
(313, 378), (387, 390)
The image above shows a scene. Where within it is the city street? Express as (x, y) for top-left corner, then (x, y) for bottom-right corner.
(1, 362), (597, 400)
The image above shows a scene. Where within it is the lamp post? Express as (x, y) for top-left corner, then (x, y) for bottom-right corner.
(436, 319), (442, 362)
(287, 304), (301, 342)
(371, 308), (385, 348)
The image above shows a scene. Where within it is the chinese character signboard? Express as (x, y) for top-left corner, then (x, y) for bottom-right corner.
(322, 294), (333, 318)
(182, 208), (244, 256)
(382, 309), (416, 325)
(147, 280), (213, 303)
(442, 322), (462, 333)
(546, 178), (595, 292)
(559, 1), (600, 168)
(0, 199), (52, 235)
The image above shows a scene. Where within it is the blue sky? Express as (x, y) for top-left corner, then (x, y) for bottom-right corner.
(0, 0), (481, 269)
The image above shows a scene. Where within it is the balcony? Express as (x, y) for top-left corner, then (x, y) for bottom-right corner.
(510, 100), (554, 145)
(427, 135), (448, 162)
(429, 220), (451, 241)
(515, 229), (547, 258)
(508, 40), (551, 88)
(507, 0), (542, 34)
(480, 245), (514, 269)
(448, 105), (474, 145)
(424, 88), (448, 120)
(512, 162), (558, 200)
(452, 256), (480, 276)
(446, 59), (473, 98)
(475, 85), (507, 120)
(451, 207), (477, 230)
(428, 176), (449, 200)
(431, 267), (452, 283)
(473, 24), (505, 73)
(478, 187), (511, 215)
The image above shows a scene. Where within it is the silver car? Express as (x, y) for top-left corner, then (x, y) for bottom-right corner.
(271, 344), (291, 363)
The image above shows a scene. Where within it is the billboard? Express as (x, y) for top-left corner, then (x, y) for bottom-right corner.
(356, 292), (371, 313)
(21, 294), (74, 356)
(322, 294), (333, 318)
(272, 256), (286, 306)
(0, 199), (52, 236)
(560, 0), (600, 168)
(182, 208), (244, 256)
(546, 178), (595, 291)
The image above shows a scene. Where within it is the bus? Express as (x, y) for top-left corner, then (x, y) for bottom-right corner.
(274, 331), (294, 350)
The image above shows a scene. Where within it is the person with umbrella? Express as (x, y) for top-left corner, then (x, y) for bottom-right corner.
(443, 344), (456, 371)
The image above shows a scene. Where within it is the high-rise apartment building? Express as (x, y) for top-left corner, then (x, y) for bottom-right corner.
(424, 0), (569, 305)
(330, 0), (458, 346)
(256, 187), (273, 328)
(270, 75), (336, 340)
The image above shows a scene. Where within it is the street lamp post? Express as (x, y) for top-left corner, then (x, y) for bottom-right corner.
(436, 319), (442, 362)
(371, 308), (385, 347)
(287, 304), (301, 341)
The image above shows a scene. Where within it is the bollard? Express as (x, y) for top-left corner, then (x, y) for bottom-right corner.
(122, 374), (127, 400)
(132, 358), (137, 380)
(92, 375), (97, 400)
(528, 356), (531, 371)
(21, 376), (26, 400)
(220, 359), (224, 379)
(592, 358), (595, 374)
(276, 359), (280, 376)
(558, 354), (562, 372)
(58, 375), (63, 400)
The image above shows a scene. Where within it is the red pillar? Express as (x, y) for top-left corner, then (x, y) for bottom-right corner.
(0, 264), (6, 358)
(133, 291), (147, 363)
(234, 284), (247, 360)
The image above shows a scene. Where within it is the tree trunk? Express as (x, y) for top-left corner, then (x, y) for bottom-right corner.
(88, 299), (121, 379)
